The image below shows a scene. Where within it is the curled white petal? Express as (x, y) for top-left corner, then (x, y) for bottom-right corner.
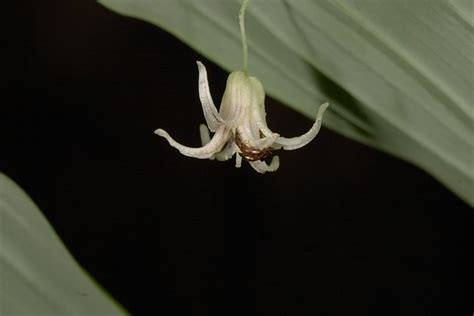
(199, 124), (215, 160)
(215, 140), (237, 162)
(236, 126), (279, 150)
(250, 133), (279, 150)
(197, 61), (225, 132)
(240, 111), (260, 139)
(249, 156), (280, 173)
(199, 124), (211, 145)
(252, 99), (274, 138)
(249, 76), (275, 138)
(235, 152), (242, 168)
(155, 125), (230, 159)
(276, 102), (329, 150)
(218, 71), (249, 127)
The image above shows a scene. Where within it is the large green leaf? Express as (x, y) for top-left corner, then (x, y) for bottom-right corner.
(0, 173), (127, 315)
(98, 0), (474, 205)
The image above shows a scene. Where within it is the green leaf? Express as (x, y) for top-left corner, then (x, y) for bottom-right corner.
(98, 0), (474, 205)
(0, 173), (127, 315)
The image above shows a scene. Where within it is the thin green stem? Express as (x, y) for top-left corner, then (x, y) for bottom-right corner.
(239, 0), (250, 74)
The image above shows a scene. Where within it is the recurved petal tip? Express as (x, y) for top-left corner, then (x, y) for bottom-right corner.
(268, 155), (280, 172)
(154, 128), (167, 137)
(249, 155), (280, 173)
(314, 101), (329, 125)
(275, 102), (329, 151)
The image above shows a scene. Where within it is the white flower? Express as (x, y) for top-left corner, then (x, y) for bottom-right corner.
(155, 61), (329, 173)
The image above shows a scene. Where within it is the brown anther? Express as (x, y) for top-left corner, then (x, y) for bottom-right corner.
(235, 132), (273, 162)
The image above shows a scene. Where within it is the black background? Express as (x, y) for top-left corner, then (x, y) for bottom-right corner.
(4, 1), (473, 315)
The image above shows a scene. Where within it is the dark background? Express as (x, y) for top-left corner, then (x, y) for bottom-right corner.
(4, 1), (473, 315)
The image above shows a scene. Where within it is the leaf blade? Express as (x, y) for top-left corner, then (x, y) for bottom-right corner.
(0, 173), (128, 315)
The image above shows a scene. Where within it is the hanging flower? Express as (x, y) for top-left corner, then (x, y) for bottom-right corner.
(154, 0), (328, 173)
(155, 61), (328, 173)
